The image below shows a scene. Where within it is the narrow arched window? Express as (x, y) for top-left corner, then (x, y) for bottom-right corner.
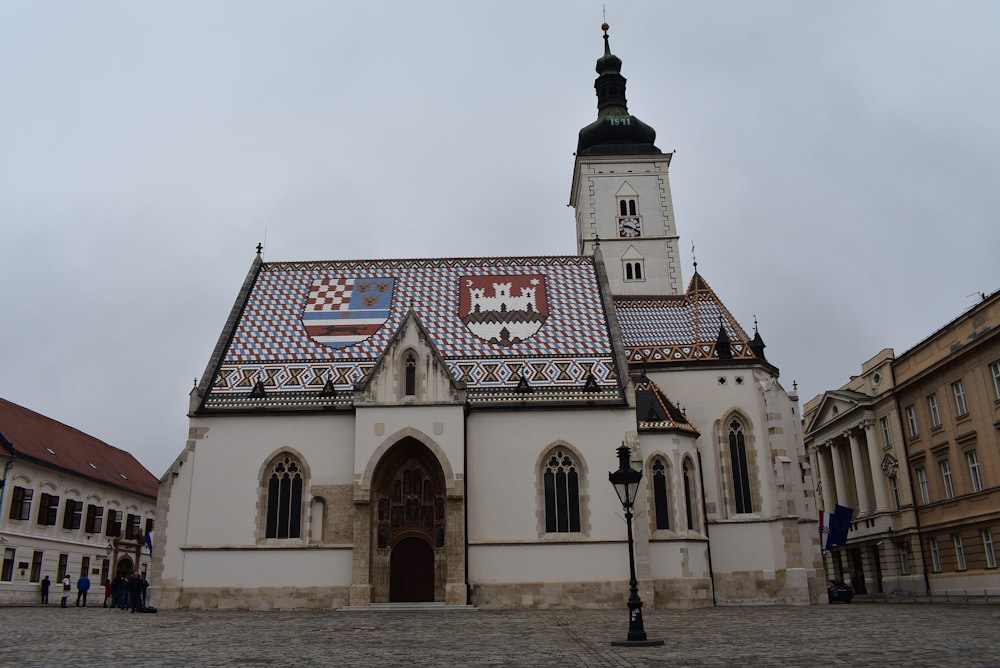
(683, 459), (695, 530)
(628, 199), (637, 215)
(625, 264), (634, 280)
(404, 353), (416, 396)
(729, 419), (753, 514)
(634, 263), (642, 280)
(652, 458), (669, 530)
(543, 449), (581, 533)
(619, 200), (628, 216)
(266, 455), (303, 539)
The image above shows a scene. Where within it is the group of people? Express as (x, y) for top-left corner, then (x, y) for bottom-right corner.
(39, 571), (149, 612)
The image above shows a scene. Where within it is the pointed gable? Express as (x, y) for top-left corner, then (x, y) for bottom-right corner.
(198, 256), (628, 411)
(612, 272), (763, 366)
(632, 376), (699, 435)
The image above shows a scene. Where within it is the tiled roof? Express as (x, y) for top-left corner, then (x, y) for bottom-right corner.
(633, 376), (700, 435)
(0, 399), (158, 498)
(200, 256), (627, 410)
(614, 272), (758, 365)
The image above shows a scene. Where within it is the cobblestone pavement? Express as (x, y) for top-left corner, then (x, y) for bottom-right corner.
(1, 602), (999, 667)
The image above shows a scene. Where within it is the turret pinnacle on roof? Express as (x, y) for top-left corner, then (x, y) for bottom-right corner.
(576, 23), (660, 156)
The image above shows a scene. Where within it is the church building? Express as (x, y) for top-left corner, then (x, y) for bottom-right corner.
(152, 25), (825, 610)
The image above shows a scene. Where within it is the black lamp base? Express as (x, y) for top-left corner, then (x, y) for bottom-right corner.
(611, 638), (665, 647)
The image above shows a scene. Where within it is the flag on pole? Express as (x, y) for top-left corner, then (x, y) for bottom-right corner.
(819, 505), (853, 551)
(145, 530), (154, 554)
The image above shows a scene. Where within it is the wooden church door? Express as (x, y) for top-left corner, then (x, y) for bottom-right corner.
(373, 440), (445, 603)
(389, 537), (434, 602)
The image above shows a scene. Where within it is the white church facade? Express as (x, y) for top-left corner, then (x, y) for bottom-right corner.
(151, 25), (825, 610)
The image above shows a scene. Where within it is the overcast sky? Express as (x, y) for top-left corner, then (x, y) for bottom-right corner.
(2, 1), (998, 478)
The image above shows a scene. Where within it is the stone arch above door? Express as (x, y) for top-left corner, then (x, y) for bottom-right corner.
(369, 437), (448, 603)
(358, 426), (459, 499)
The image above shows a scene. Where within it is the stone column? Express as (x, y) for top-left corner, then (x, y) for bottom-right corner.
(817, 444), (835, 511)
(863, 421), (891, 511)
(830, 439), (848, 510)
(848, 430), (871, 514)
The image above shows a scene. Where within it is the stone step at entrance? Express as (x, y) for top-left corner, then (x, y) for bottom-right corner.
(337, 602), (479, 612)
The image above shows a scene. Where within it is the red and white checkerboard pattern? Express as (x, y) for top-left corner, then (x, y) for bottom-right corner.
(305, 278), (352, 312)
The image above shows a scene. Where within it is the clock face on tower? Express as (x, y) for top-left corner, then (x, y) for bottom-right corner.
(618, 217), (641, 238)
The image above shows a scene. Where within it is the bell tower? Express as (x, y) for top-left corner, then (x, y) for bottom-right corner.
(569, 24), (683, 296)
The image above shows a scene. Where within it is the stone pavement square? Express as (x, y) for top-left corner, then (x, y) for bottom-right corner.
(1, 603), (998, 667)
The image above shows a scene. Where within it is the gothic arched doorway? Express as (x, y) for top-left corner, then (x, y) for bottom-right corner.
(371, 438), (446, 603)
(390, 536), (434, 602)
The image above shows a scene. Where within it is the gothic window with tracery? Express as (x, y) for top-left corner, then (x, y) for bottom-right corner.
(683, 458), (696, 530)
(728, 418), (753, 514)
(652, 458), (670, 530)
(265, 455), (303, 539)
(404, 352), (416, 396)
(543, 449), (581, 533)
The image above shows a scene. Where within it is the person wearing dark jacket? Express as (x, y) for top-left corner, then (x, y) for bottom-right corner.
(128, 572), (143, 613)
(40, 576), (50, 604)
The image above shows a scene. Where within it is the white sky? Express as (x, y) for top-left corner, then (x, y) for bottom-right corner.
(2, 1), (998, 477)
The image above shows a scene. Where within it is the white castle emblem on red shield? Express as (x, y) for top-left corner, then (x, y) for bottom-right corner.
(459, 275), (548, 346)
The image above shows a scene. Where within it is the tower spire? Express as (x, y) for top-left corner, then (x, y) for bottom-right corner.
(576, 23), (659, 156)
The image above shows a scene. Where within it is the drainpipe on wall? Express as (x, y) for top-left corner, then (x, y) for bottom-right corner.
(696, 448), (716, 606)
(463, 407), (471, 606)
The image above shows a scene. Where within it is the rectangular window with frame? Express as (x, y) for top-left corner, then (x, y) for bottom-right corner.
(879, 416), (892, 448)
(79, 556), (90, 578)
(983, 529), (997, 569)
(967, 450), (983, 492)
(916, 467), (930, 504)
(8, 486), (33, 520)
(991, 361), (1000, 401)
(952, 380), (968, 417)
(57, 553), (68, 581)
(953, 534), (967, 571)
(36, 493), (59, 526)
(30, 550), (43, 582)
(145, 517), (155, 535)
(125, 513), (141, 540)
(905, 405), (919, 437)
(940, 460), (955, 499)
(897, 542), (911, 575)
(929, 537), (942, 572)
(62, 499), (83, 530)
(928, 394), (942, 428)
(890, 475), (901, 510)
(1, 548), (14, 581)
(85, 505), (104, 534)
(106, 509), (122, 537)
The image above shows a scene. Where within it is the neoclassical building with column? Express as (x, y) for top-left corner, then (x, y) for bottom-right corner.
(803, 349), (923, 596)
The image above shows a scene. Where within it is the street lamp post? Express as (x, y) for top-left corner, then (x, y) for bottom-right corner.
(608, 443), (664, 647)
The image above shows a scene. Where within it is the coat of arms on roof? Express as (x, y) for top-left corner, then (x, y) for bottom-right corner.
(459, 275), (549, 347)
(302, 277), (395, 349)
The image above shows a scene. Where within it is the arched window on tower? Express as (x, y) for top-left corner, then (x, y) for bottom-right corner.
(728, 418), (753, 514)
(265, 454), (304, 539)
(543, 448), (581, 533)
(404, 352), (417, 396)
(652, 458), (670, 530)
(623, 260), (644, 282)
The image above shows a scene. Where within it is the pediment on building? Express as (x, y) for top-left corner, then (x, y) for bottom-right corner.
(354, 310), (466, 406)
(804, 390), (871, 435)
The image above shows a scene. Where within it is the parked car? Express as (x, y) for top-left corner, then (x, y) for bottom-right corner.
(827, 580), (854, 603)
